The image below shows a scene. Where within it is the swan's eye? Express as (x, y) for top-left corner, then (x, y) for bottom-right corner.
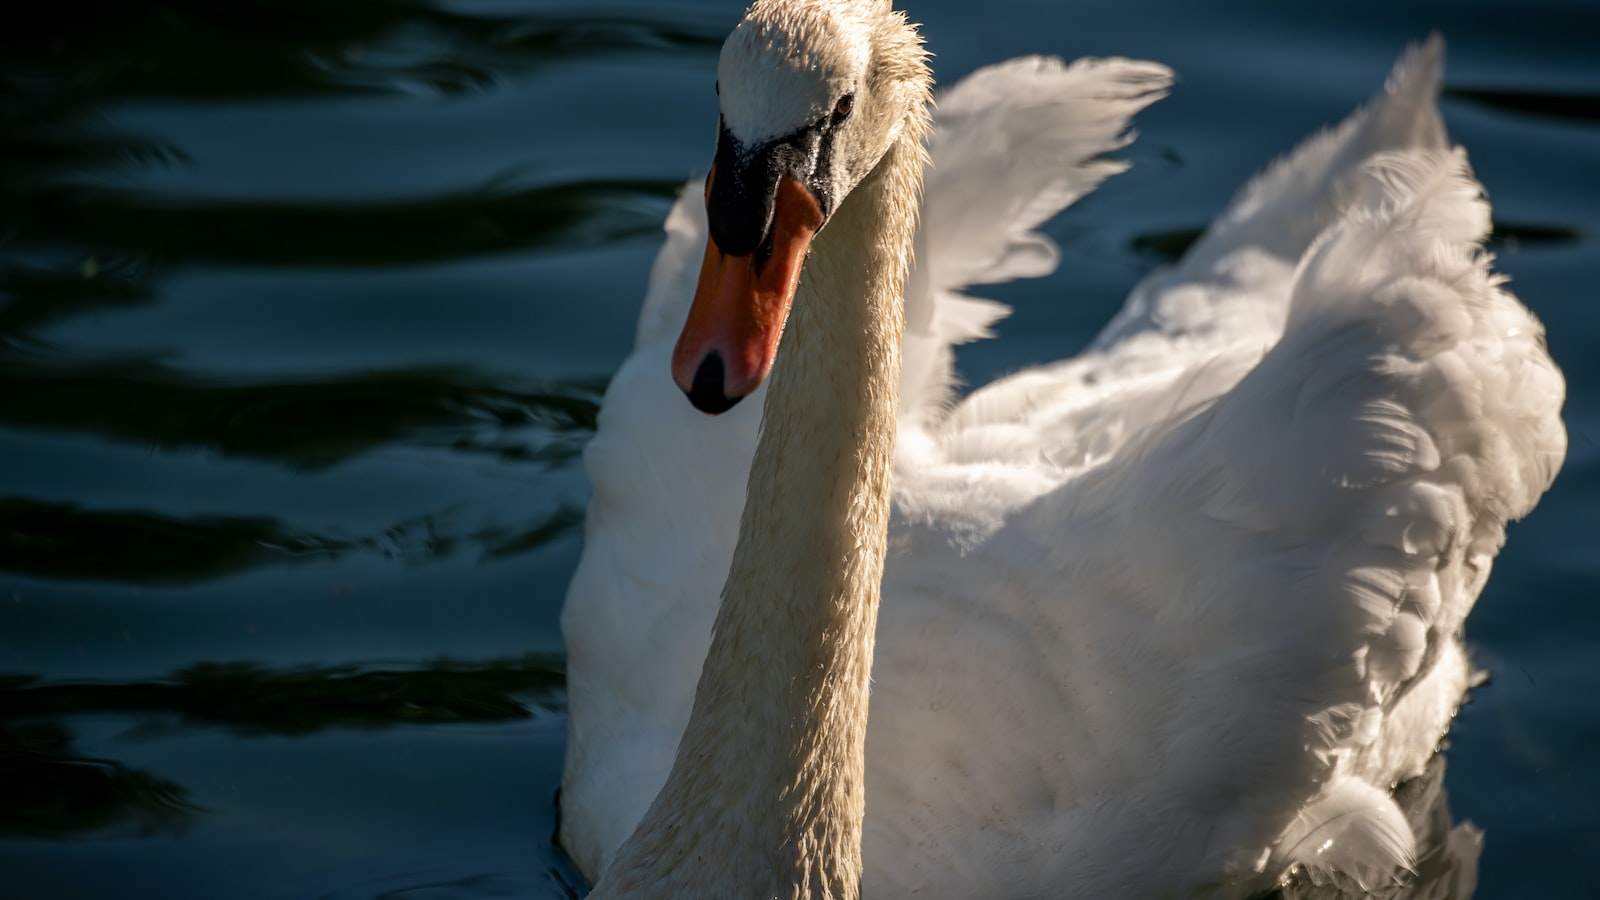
(714, 80), (719, 96)
(832, 93), (854, 123)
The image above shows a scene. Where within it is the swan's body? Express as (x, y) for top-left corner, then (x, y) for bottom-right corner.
(561, 2), (1566, 895)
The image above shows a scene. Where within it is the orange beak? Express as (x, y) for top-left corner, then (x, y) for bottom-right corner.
(671, 169), (825, 414)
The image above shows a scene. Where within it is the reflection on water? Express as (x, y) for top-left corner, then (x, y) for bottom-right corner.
(1445, 86), (1600, 124)
(0, 716), (198, 839)
(6, 179), (679, 268)
(1, 656), (561, 838)
(2, 656), (562, 735)
(2, 0), (1597, 897)
(0, 0), (724, 104)
(0, 360), (599, 470)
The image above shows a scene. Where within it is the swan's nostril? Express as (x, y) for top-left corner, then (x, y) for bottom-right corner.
(686, 351), (743, 415)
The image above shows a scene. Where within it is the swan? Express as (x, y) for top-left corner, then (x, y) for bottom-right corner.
(560, 1), (1567, 896)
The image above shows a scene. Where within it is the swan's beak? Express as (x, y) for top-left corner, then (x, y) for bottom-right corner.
(672, 169), (824, 414)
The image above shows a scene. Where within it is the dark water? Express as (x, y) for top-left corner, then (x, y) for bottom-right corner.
(1, 1), (1595, 897)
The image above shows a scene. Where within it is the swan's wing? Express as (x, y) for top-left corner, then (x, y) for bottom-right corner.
(1096, 36), (1449, 348)
(873, 42), (1563, 894)
(869, 147), (1564, 898)
(1168, 147), (1565, 884)
(901, 56), (1172, 426)
(911, 38), (1452, 497)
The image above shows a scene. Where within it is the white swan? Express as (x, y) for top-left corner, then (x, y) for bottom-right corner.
(560, 1), (1567, 896)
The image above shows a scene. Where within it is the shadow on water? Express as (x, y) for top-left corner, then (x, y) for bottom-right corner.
(1445, 86), (1600, 125)
(0, 0), (725, 106)
(0, 496), (584, 584)
(0, 655), (564, 839)
(0, 355), (601, 468)
(0, 259), (153, 338)
(0, 718), (197, 839)
(4, 179), (682, 270)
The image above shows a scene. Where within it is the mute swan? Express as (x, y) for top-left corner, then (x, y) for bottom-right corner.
(560, 1), (1567, 897)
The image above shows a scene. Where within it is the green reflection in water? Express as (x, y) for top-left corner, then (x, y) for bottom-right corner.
(0, 497), (584, 584)
(5, 179), (682, 269)
(1, 655), (564, 732)
(0, 0), (725, 105)
(0, 358), (599, 468)
(0, 655), (564, 838)
(0, 717), (197, 839)
(0, 260), (153, 337)
(0, 498), (350, 585)
(1445, 87), (1600, 124)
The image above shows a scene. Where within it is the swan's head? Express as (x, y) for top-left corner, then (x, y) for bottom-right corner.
(671, 0), (931, 414)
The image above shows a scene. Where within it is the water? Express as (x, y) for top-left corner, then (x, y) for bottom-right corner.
(1, 1), (1595, 897)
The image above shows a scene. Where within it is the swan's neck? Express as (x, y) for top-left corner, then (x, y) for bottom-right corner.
(592, 136), (923, 900)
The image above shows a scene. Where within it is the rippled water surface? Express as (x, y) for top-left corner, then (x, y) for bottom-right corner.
(2, 1), (1596, 897)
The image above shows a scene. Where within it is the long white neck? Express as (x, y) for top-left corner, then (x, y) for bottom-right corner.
(591, 135), (924, 900)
